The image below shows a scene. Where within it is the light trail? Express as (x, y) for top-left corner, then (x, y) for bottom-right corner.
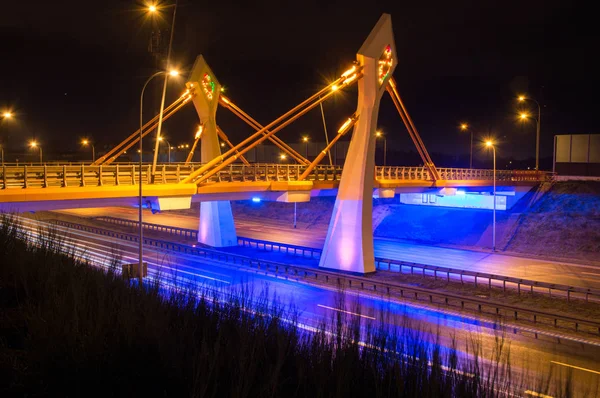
(550, 361), (600, 375)
(317, 304), (376, 320)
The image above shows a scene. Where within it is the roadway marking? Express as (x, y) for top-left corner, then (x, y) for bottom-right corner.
(550, 361), (600, 375)
(524, 390), (553, 398)
(317, 304), (376, 320)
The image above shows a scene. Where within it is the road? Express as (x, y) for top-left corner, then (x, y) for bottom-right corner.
(58, 207), (600, 290)
(15, 215), (600, 396)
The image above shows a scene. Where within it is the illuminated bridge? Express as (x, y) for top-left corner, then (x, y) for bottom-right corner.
(0, 14), (548, 274)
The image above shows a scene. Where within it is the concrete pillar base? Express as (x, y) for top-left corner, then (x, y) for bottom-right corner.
(318, 198), (376, 274)
(198, 200), (237, 247)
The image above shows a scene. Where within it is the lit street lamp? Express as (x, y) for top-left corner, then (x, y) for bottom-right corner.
(1, 112), (13, 165)
(518, 95), (541, 170)
(485, 140), (496, 251)
(82, 139), (95, 163)
(302, 136), (309, 159)
(29, 141), (42, 164)
(158, 136), (171, 163)
(460, 123), (474, 169)
(148, 1), (179, 180)
(139, 69), (179, 285)
(376, 130), (387, 166)
(280, 153), (287, 163)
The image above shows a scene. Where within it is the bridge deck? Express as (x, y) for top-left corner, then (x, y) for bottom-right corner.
(0, 163), (548, 210)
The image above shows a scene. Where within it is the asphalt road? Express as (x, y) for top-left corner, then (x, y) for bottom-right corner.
(14, 215), (600, 397)
(58, 207), (600, 290)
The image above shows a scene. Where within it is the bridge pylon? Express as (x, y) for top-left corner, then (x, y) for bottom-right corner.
(187, 56), (237, 247)
(319, 14), (397, 274)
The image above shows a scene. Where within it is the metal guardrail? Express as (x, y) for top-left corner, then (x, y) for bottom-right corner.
(93, 216), (600, 303)
(94, 216), (322, 258)
(94, 216), (199, 240)
(43, 218), (600, 336)
(0, 163), (550, 189)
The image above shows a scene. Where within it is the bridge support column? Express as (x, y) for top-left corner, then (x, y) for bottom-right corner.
(187, 56), (237, 247)
(319, 14), (397, 274)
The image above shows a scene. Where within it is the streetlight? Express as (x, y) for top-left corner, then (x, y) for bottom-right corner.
(148, 1), (179, 180)
(302, 136), (309, 159)
(158, 136), (171, 163)
(139, 69), (178, 285)
(485, 140), (496, 252)
(29, 141), (42, 164)
(1, 112), (13, 165)
(376, 130), (387, 166)
(518, 94), (541, 170)
(82, 139), (95, 163)
(460, 123), (474, 169)
(280, 153), (287, 163)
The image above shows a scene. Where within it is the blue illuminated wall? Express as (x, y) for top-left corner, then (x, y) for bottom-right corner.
(399, 187), (531, 211)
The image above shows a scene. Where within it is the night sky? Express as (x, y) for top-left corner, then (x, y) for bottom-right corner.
(0, 0), (597, 168)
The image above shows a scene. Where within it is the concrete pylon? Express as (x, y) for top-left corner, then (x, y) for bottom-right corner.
(319, 14), (397, 274)
(187, 56), (237, 247)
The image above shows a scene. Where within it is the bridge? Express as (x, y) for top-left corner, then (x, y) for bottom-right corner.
(0, 14), (547, 273)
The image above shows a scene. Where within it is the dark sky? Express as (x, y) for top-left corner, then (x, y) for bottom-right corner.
(0, 0), (597, 166)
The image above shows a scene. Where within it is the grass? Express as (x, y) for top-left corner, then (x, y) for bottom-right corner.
(0, 215), (590, 397)
(507, 181), (600, 261)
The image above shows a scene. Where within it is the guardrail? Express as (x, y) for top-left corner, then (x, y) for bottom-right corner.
(41, 218), (600, 336)
(94, 216), (322, 259)
(0, 163), (550, 189)
(93, 216), (600, 303)
(95, 216), (199, 240)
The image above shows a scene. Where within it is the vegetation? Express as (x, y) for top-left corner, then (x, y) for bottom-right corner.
(0, 216), (582, 397)
(507, 181), (600, 261)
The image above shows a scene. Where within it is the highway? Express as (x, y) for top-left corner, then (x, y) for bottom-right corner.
(14, 215), (600, 396)
(58, 207), (600, 290)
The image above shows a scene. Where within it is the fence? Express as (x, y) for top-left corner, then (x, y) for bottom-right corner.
(1, 163), (551, 189)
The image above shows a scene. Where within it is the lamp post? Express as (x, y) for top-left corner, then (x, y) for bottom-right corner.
(518, 95), (541, 170)
(139, 69), (178, 285)
(29, 141), (42, 164)
(82, 139), (95, 163)
(148, 1), (179, 180)
(158, 136), (171, 163)
(1, 112), (13, 165)
(485, 140), (496, 251)
(376, 130), (387, 166)
(302, 136), (309, 159)
(460, 123), (473, 169)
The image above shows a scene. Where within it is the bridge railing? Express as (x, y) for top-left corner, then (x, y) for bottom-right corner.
(0, 163), (550, 189)
(376, 166), (551, 182)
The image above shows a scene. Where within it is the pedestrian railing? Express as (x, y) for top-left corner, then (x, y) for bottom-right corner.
(0, 163), (551, 189)
(38, 218), (600, 336)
